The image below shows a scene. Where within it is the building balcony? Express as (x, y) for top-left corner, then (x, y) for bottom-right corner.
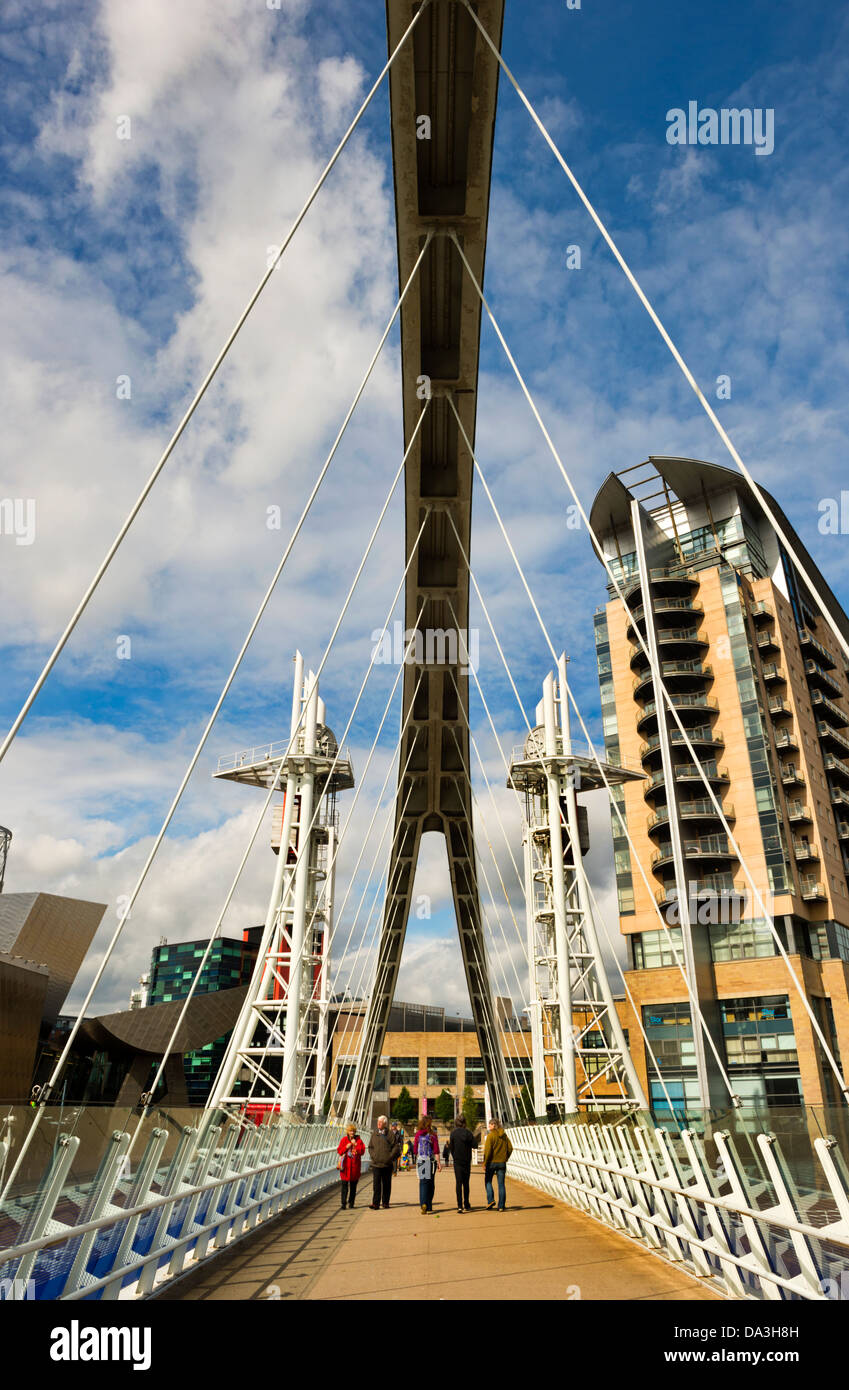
(647, 800), (735, 835)
(655, 876), (744, 908)
(786, 801), (812, 823)
(793, 840), (820, 862)
(629, 630), (709, 670)
(644, 762), (730, 802)
(640, 727), (724, 763)
(836, 821), (849, 841)
(811, 690), (849, 728)
(825, 753), (849, 784)
(757, 629), (780, 653)
(750, 601), (775, 625)
(626, 599), (703, 638)
(633, 661), (713, 698)
(636, 694), (719, 733)
(816, 721), (849, 757)
(798, 627), (836, 669)
(651, 836), (736, 869)
(773, 730), (799, 753)
(830, 787), (849, 809)
(800, 877), (827, 902)
(768, 697), (791, 719)
(805, 659), (844, 700)
(780, 764), (805, 787)
(761, 662), (786, 685)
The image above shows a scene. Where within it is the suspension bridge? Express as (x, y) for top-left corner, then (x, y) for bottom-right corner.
(2, 0), (849, 1308)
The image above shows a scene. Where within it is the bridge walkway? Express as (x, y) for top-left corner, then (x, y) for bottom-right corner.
(159, 1166), (720, 1302)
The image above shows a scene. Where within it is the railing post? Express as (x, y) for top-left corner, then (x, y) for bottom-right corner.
(60, 1130), (131, 1297)
(135, 1126), (197, 1298)
(5, 1133), (80, 1294)
(100, 1127), (169, 1300)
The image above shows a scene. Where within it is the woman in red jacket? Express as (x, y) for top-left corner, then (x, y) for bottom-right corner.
(337, 1123), (366, 1209)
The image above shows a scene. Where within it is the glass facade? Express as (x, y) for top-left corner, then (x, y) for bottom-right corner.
(426, 1057), (457, 1087)
(721, 995), (797, 1062)
(642, 1002), (696, 1072)
(148, 937), (257, 1104)
(594, 608), (634, 914)
(389, 1057), (419, 1086)
(632, 928), (683, 969)
(504, 1057), (533, 1086)
(709, 918), (779, 961)
(464, 1056), (486, 1086)
(720, 568), (790, 894)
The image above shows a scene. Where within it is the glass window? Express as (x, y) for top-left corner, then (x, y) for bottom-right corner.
(504, 1057), (533, 1086)
(389, 1057), (419, 1086)
(710, 919), (778, 961)
(632, 928), (683, 969)
(464, 1056), (486, 1086)
(427, 1057), (457, 1087)
(335, 1063), (357, 1093)
(642, 1002), (694, 1072)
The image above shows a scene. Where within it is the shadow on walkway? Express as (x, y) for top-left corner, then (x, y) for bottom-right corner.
(158, 1168), (720, 1302)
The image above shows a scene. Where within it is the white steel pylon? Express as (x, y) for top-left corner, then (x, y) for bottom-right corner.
(508, 655), (648, 1116)
(206, 652), (354, 1118)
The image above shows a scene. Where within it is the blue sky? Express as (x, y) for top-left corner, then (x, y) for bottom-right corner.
(1, 0), (848, 1016)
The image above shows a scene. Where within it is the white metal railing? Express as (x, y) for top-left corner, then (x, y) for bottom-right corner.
(509, 739), (640, 774)
(0, 1118), (348, 1301)
(507, 1119), (849, 1300)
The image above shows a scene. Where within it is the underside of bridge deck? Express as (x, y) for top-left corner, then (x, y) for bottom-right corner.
(349, 0), (514, 1122)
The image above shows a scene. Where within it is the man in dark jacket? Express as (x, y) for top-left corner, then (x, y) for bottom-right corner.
(368, 1115), (401, 1209)
(448, 1116), (480, 1212)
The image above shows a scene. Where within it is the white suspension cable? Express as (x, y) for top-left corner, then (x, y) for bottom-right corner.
(459, 0), (849, 674)
(0, 0), (433, 767)
(448, 563), (680, 1121)
(447, 251), (849, 1104)
(0, 343), (432, 1200)
(130, 466), (430, 1148)
(446, 396), (739, 1105)
(275, 635), (428, 1116)
(445, 768), (536, 1078)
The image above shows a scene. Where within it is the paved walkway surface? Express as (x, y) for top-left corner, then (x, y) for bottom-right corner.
(160, 1167), (720, 1302)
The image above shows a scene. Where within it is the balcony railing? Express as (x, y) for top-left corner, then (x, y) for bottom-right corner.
(798, 627), (836, 668)
(811, 690), (849, 727)
(805, 660), (844, 699)
(652, 836), (733, 867)
(793, 841), (820, 861)
(800, 877), (827, 901)
(761, 662), (785, 683)
(817, 721), (849, 756)
(750, 600), (774, 623)
(780, 765), (805, 785)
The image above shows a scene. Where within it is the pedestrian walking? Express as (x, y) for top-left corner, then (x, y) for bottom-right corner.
(391, 1121), (404, 1173)
(413, 1115), (441, 1214)
(483, 1116), (513, 1211)
(448, 1114), (479, 1212)
(336, 1123), (365, 1209)
(368, 1114), (401, 1209)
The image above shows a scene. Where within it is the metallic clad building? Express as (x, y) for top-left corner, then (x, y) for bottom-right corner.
(591, 457), (849, 1118)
